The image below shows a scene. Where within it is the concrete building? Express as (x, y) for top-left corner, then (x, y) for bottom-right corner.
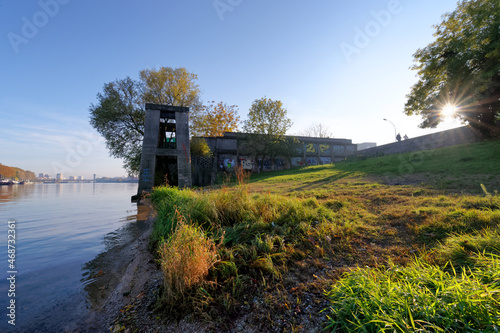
(191, 132), (357, 186)
(56, 173), (63, 180)
(136, 104), (192, 197)
(134, 103), (357, 195)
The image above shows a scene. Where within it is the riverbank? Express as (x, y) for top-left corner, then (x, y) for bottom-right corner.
(80, 201), (163, 332)
(84, 200), (214, 332)
(85, 141), (500, 332)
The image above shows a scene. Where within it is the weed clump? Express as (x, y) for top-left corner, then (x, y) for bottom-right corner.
(158, 212), (218, 307)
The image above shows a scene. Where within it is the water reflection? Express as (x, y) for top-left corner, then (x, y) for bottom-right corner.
(0, 183), (139, 332)
(0, 183), (36, 206)
(81, 204), (150, 315)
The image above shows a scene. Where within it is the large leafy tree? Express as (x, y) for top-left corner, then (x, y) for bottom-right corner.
(243, 97), (292, 136)
(192, 101), (240, 137)
(89, 77), (145, 175)
(242, 97), (294, 171)
(404, 0), (500, 135)
(89, 67), (201, 176)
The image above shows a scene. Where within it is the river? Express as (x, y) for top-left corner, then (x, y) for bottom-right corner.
(0, 182), (144, 332)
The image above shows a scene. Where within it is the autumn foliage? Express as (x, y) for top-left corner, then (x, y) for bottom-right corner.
(193, 101), (240, 137)
(0, 164), (36, 180)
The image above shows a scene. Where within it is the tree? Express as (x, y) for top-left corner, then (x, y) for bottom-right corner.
(89, 77), (145, 175)
(243, 97), (292, 135)
(192, 101), (240, 137)
(404, 0), (500, 135)
(242, 97), (294, 171)
(89, 67), (201, 176)
(139, 67), (201, 107)
(300, 123), (333, 138)
(139, 67), (203, 135)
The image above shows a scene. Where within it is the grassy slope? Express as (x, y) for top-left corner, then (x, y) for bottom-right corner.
(118, 140), (500, 332)
(248, 140), (500, 194)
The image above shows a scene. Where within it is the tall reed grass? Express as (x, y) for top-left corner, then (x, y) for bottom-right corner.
(158, 211), (218, 305)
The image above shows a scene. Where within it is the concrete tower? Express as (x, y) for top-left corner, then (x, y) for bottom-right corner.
(136, 104), (192, 198)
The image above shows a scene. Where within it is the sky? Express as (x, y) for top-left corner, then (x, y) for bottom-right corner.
(0, 0), (464, 178)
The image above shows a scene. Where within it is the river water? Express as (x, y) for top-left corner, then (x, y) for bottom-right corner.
(0, 183), (143, 332)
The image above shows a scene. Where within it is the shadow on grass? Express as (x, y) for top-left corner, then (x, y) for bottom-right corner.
(292, 170), (355, 192)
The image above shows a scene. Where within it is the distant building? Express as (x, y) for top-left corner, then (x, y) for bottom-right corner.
(191, 132), (357, 186)
(77, 176), (83, 181)
(56, 173), (64, 180)
(69, 176), (76, 181)
(39, 173), (44, 178)
(356, 142), (377, 151)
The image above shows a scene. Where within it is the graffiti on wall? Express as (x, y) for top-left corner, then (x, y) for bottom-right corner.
(305, 143), (331, 154)
(239, 157), (255, 170)
(142, 168), (151, 183)
(320, 157), (332, 164)
(291, 156), (333, 167)
(257, 158), (285, 171)
(306, 157), (318, 166)
(223, 158), (236, 171)
(291, 157), (304, 167)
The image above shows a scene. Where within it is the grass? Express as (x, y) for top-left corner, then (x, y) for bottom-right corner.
(143, 139), (500, 332)
(246, 140), (500, 194)
(324, 256), (500, 332)
(341, 140), (500, 177)
(158, 212), (218, 308)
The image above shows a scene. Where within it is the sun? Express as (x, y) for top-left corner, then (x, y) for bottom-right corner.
(441, 104), (457, 118)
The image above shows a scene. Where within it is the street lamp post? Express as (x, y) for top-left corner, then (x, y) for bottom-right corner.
(383, 118), (397, 141)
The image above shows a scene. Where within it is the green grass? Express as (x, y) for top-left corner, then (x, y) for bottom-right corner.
(341, 140), (500, 176)
(324, 256), (500, 332)
(246, 140), (500, 194)
(144, 139), (500, 332)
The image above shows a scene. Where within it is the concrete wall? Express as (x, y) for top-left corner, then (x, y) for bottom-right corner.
(358, 126), (483, 157)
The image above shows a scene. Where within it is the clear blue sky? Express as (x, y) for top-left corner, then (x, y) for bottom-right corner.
(1, 0), (462, 178)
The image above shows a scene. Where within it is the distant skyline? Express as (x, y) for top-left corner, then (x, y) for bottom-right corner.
(1, 0), (462, 178)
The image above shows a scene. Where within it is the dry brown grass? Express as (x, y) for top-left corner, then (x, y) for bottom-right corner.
(234, 164), (251, 185)
(159, 212), (218, 303)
